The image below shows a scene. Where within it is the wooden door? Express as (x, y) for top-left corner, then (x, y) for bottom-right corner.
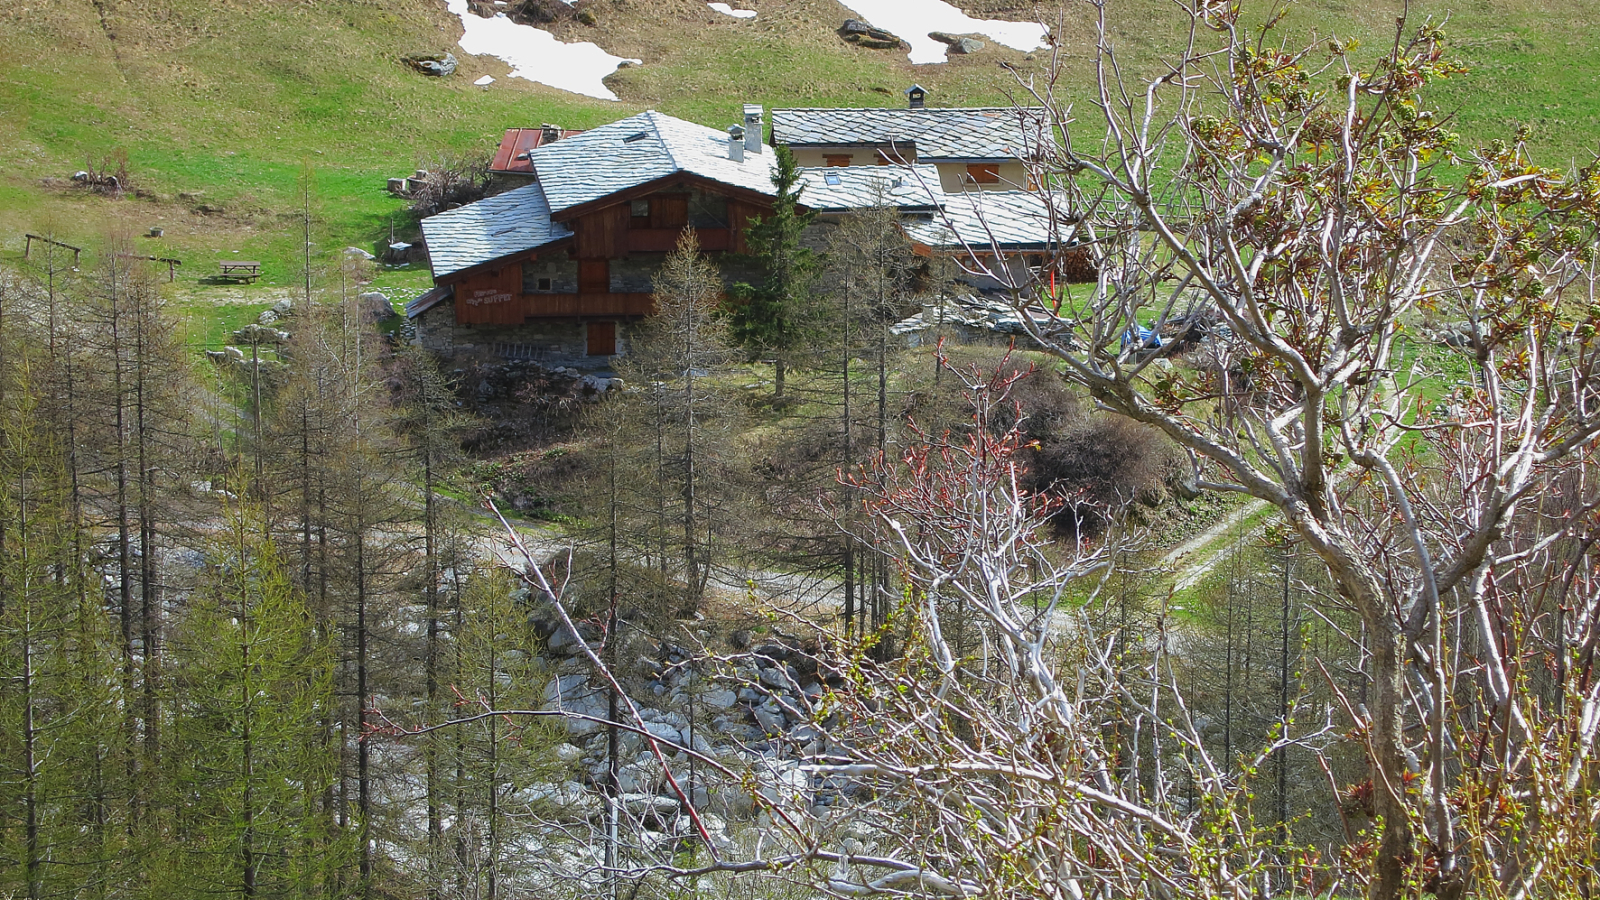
(587, 321), (617, 356)
(578, 259), (609, 294)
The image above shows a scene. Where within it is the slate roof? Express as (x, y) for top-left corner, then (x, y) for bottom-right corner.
(406, 284), (454, 318)
(772, 107), (1049, 161)
(529, 110), (780, 214)
(796, 165), (1071, 250)
(903, 190), (1074, 252)
(420, 182), (572, 279)
(794, 165), (945, 212)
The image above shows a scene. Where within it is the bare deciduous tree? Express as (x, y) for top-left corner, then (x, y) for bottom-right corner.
(936, 2), (1600, 895)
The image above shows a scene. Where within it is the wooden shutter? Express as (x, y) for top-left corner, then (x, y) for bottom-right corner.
(650, 194), (689, 231)
(579, 259), (609, 294)
(823, 154), (854, 167)
(965, 163), (1000, 184)
(587, 321), (617, 356)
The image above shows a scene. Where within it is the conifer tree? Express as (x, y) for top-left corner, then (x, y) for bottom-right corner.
(725, 144), (818, 401)
(626, 231), (738, 615)
(162, 503), (349, 899)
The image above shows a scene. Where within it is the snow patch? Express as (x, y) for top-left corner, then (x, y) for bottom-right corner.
(708, 2), (757, 18)
(474, 74), (495, 85)
(444, 0), (642, 101)
(834, 0), (1047, 64)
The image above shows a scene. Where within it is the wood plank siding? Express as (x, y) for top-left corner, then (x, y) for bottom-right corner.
(574, 203), (631, 258)
(457, 291), (655, 325)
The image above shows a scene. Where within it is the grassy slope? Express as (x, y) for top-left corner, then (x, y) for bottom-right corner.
(0, 0), (1595, 341)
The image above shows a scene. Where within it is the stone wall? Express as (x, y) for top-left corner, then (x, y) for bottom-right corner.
(414, 299), (640, 369)
(609, 254), (661, 293)
(522, 257), (579, 293)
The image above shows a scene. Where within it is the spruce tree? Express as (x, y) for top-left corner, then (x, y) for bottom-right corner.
(725, 144), (817, 402)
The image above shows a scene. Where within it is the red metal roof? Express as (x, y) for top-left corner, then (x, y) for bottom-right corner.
(490, 127), (585, 174)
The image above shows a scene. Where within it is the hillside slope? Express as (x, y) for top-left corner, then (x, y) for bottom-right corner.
(0, 0), (1595, 298)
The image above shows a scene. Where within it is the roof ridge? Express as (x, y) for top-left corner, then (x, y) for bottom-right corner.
(642, 109), (682, 172)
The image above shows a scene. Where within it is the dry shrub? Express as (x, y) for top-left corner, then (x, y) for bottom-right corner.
(984, 360), (1176, 535)
(408, 153), (492, 219)
(74, 149), (131, 198)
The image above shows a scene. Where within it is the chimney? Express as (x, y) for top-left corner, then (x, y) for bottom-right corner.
(906, 84), (927, 109)
(540, 123), (562, 144)
(742, 104), (763, 154)
(727, 125), (745, 162)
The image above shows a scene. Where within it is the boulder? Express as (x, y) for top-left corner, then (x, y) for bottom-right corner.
(752, 703), (785, 736)
(929, 32), (985, 53)
(542, 674), (607, 734)
(359, 291), (396, 323)
(839, 18), (905, 50)
(232, 323), (288, 345)
(701, 689), (738, 711)
(345, 246), (377, 261)
(405, 52), (458, 77)
(642, 720), (682, 747)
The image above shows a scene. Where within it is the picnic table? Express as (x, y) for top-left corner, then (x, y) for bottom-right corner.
(219, 260), (262, 283)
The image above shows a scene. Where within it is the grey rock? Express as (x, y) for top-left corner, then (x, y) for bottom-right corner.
(406, 52), (458, 77)
(753, 704), (785, 736)
(839, 18), (904, 50)
(345, 246), (376, 261)
(622, 793), (678, 818)
(359, 291), (396, 323)
(701, 689), (738, 711)
(928, 31), (984, 53)
(759, 667), (790, 690)
(232, 323), (287, 345)
(642, 721), (682, 746)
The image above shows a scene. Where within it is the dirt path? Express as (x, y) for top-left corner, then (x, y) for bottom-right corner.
(1160, 497), (1271, 593)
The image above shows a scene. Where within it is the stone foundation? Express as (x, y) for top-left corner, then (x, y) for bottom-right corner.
(415, 299), (639, 370)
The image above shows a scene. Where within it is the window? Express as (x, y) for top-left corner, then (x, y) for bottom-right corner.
(630, 198), (650, 229)
(823, 172), (842, 186)
(537, 277), (552, 291)
(823, 154), (853, 167)
(965, 163), (1001, 185)
(689, 193), (729, 228)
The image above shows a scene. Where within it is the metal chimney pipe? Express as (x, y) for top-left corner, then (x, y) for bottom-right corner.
(727, 125), (745, 162)
(743, 104), (763, 154)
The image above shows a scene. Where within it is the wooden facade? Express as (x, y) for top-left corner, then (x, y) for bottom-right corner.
(442, 174), (775, 329)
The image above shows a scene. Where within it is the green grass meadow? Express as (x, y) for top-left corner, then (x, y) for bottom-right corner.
(0, 0), (1595, 346)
